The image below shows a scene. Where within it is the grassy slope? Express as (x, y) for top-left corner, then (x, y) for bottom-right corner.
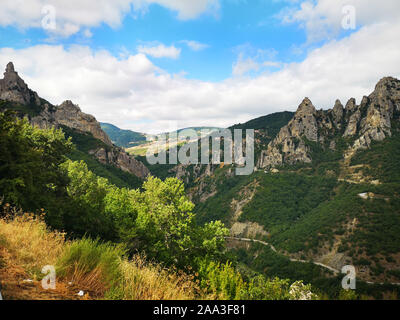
(0, 213), (200, 300)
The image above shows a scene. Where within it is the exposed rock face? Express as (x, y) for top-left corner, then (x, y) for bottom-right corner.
(0, 62), (41, 105)
(0, 62), (149, 179)
(258, 77), (400, 168)
(330, 99), (344, 129)
(89, 147), (149, 179)
(54, 100), (112, 146)
(258, 98), (319, 168)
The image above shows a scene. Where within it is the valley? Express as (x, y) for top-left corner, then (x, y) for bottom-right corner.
(1, 62), (400, 300)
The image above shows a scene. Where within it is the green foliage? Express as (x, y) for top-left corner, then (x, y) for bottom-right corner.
(240, 172), (337, 235)
(195, 171), (254, 225)
(60, 160), (117, 239)
(197, 259), (245, 299)
(62, 125), (142, 189)
(0, 111), (73, 218)
(68, 149), (142, 189)
(61, 125), (110, 154)
(230, 111), (294, 133)
(350, 129), (400, 183)
(57, 237), (126, 290)
(134, 177), (229, 268)
(196, 257), (315, 300)
(0, 99), (46, 118)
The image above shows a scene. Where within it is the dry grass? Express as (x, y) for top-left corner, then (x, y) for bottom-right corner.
(116, 256), (201, 300)
(0, 210), (65, 278)
(0, 207), (203, 300)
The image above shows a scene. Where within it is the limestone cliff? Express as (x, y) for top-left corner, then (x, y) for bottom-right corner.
(0, 62), (41, 106)
(0, 62), (149, 179)
(258, 77), (400, 168)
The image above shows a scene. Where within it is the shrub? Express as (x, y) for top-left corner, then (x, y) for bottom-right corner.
(57, 238), (126, 296)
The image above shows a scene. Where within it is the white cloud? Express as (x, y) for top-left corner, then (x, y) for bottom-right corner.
(180, 40), (210, 51)
(279, 0), (400, 42)
(232, 45), (280, 76)
(0, 0), (220, 37)
(137, 43), (181, 59)
(1, 20), (400, 133)
(232, 56), (261, 76)
(138, 0), (220, 20)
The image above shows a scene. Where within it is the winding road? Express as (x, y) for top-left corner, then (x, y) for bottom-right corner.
(226, 236), (400, 286)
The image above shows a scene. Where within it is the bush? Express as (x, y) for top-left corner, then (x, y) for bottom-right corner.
(57, 238), (126, 296)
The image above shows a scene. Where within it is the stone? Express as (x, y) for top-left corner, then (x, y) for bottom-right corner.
(0, 61), (41, 105)
(257, 76), (400, 169)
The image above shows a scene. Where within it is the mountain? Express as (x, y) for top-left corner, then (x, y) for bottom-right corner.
(258, 77), (400, 169)
(0, 62), (149, 185)
(142, 77), (400, 295)
(100, 123), (147, 148)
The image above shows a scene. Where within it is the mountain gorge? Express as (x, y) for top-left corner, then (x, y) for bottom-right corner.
(2, 60), (400, 298)
(148, 76), (400, 292)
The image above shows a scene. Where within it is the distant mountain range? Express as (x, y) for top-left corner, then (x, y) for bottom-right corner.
(100, 123), (147, 148)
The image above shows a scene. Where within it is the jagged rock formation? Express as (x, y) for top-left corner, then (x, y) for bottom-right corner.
(258, 77), (400, 168)
(0, 62), (149, 179)
(0, 62), (41, 105)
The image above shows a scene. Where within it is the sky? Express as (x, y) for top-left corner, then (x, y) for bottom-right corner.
(0, 0), (400, 133)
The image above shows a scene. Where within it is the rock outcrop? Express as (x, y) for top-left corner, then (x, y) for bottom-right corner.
(0, 62), (41, 106)
(89, 147), (149, 179)
(258, 77), (400, 168)
(0, 62), (149, 179)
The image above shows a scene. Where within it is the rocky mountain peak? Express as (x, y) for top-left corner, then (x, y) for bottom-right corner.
(0, 62), (149, 179)
(345, 98), (357, 112)
(5, 61), (15, 73)
(374, 76), (400, 91)
(333, 99), (344, 115)
(296, 97), (316, 115)
(258, 76), (400, 169)
(59, 100), (82, 112)
(0, 61), (40, 105)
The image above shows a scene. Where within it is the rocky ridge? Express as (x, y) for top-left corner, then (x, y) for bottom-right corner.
(0, 62), (149, 179)
(258, 77), (400, 168)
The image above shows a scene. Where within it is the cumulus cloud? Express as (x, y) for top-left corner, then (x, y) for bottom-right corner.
(137, 43), (181, 59)
(232, 56), (261, 76)
(232, 45), (280, 76)
(0, 0), (220, 37)
(279, 0), (400, 42)
(138, 0), (220, 20)
(1, 20), (400, 133)
(180, 40), (210, 51)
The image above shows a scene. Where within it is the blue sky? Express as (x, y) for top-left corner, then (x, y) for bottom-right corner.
(1, 0), (310, 81)
(1, 0), (399, 133)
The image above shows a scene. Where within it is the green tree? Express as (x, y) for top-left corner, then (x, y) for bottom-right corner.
(133, 177), (229, 268)
(0, 111), (73, 222)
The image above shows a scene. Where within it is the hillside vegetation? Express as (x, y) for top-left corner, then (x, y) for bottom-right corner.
(0, 111), (317, 300)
